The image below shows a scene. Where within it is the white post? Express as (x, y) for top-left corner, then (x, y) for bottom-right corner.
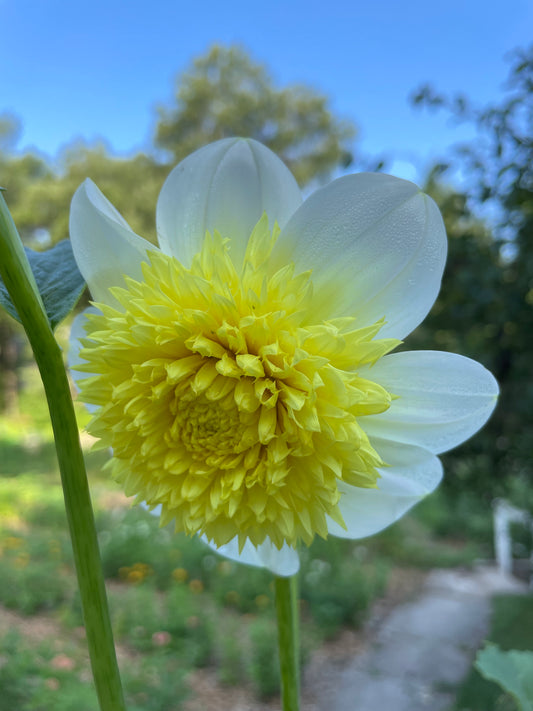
(493, 499), (530, 577)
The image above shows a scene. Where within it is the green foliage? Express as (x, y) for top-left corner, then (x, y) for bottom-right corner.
(248, 617), (280, 698)
(208, 558), (273, 613)
(376, 522), (483, 569)
(0, 139), (51, 245)
(0, 43), (355, 412)
(97, 507), (209, 587)
(0, 631), (39, 710)
(155, 44), (355, 186)
(0, 631), (97, 711)
(0, 467), (68, 528)
(110, 580), (213, 666)
(476, 645), (533, 711)
(0, 533), (72, 613)
(123, 651), (188, 711)
(399, 488), (493, 553)
(0, 141), (166, 247)
(167, 584), (213, 667)
(0, 630), (188, 711)
(216, 618), (245, 686)
(411, 45), (533, 504)
(0, 44), (356, 252)
(26, 678), (97, 711)
(454, 595), (533, 711)
(0, 240), (85, 329)
(0, 439), (59, 478)
(300, 555), (387, 638)
(110, 584), (161, 651)
(490, 596), (533, 651)
(0, 112), (22, 153)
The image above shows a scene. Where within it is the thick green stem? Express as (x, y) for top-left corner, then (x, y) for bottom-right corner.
(275, 574), (300, 711)
(0, 193), (126, 711)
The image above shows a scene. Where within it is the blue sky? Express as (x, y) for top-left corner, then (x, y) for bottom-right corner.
(1, 0), (531, 182)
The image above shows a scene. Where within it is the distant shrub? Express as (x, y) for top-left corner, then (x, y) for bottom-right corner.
(0, 550), (70, 614)
(0, 631), (97, 711)
(301, 558), (388, 638)
(0, 632), (37, 710)
(124, 651), (188, 711)
(110, 580), (214, 667)
(217, 618), (245, 686)
(97, 508), (210, 589)
(208, 559), (272, 613)
(248, 618), (280, 698)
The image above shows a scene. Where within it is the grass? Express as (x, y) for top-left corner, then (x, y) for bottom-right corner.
(453, 594), (533, 711)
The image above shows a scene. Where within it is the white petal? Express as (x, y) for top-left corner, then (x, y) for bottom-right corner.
(142, 504), (299, 576)
(67, 306), (100, 411)
(201, 535), (300, 577)
(327, 439), (443, 539)
(361, 350), (499, 454)
(274, 173), (447, 339)
(70, 179), (157, 304)
(156, 137), (302, 266)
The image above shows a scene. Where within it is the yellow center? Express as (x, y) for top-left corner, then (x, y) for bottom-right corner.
(78, 215), (400, 550)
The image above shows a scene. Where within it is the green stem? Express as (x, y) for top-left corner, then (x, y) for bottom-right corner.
(275, 574), (300, 711)
(0, 193), (126, 711)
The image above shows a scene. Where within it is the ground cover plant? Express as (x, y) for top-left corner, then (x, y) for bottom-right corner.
(0, 365), (494, 709)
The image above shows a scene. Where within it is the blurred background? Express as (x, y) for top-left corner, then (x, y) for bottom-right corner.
(0, 1), (532, 709)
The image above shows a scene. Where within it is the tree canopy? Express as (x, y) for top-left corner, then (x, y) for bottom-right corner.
(1, 42), (532, 513)
(1, 44), (358, 246)
(155, 44), (356, 186)
(411, 45), (533, 505)
(0, 44), (357, 409)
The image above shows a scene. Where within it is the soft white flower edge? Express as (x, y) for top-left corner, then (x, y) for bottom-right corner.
(70, 180), (157, 305)
(116, 443), (442, 577)
(201, 536), (300, 577)
(68, 307), (101, 412)
(327, 438), (443, 540)
(273, 172), (447, 340)
(156, 137), (302, 268)
(202, 438), (444, 574)
(361, 350), (499, 454)
(69, 139), (302, 305)
(139, 505), (300, 577)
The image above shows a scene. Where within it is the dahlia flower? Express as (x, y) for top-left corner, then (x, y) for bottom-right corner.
(69, 138), (498, 576)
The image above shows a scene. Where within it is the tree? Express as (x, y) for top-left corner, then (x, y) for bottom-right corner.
(0, 115), (53, 412)
(0, 115), (52, 243)
(155, 44), (356, 186)
(1, 47), (358, 411)
(407, 172), (505, 500)
(0, 112), (22, 154)
(19, 143), (167, 246)
(411, 46), (533, 505)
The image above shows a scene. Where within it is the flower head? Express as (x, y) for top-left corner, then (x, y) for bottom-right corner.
(69, 138), (498, 575)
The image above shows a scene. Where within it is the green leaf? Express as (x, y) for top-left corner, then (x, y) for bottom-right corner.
(476, 644), (533, 711)
(0, 239), (85, 330)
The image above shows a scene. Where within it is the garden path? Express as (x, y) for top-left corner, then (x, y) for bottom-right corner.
(305, 565), (529, 711)
(0, 564), (528, 710)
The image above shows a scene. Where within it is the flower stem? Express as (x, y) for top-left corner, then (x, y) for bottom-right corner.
(275, 574), (300, 711)
(0, 193), (126, 711)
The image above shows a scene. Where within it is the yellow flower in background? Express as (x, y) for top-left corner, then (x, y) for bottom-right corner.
(172, 567), (189, 583)
(69, 138), (498, 576)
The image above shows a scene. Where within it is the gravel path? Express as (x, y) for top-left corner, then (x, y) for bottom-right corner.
(305, 565), (529, 711)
